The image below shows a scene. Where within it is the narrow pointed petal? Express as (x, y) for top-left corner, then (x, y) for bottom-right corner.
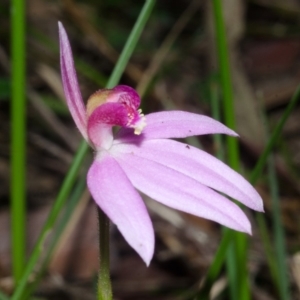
(58, 22), (87, 140)
(87, 153), (154, 264)
(112, 139), (263, 212)
(116, 111), (238, 141)
(115, 153), (252, 234)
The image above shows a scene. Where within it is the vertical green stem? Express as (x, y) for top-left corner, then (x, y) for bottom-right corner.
(198, 85), (300, 297)
(97, 209), (112, 300)
(261, 108), (289, 300)
(211, 0), (249, 299)
(211, 0), (238, 169)
(11, 0), (26, 281)
(268, 154), (289, 300)
(210, 81), (224, 161)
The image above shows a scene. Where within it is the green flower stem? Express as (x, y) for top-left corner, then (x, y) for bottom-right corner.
(11, 0), (26, 282)
(211, 0), (248, 299)
(97, 209), (112, 300)
(97, 1), (155, 297)
(11, 0), (156, 298)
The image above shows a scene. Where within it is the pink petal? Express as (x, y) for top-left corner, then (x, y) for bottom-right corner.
(116, 111), (238, 141)
(87, 153), (154, 265)
(114, 153), (252, 234)
(58, 22), (87, 140)
(112, 139), (263, 212)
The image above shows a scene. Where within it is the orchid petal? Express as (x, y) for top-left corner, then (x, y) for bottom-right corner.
(112, 139), (263, 212)
(115, 153), (252, 234)
(87, 153), (154, 265)
(58, 22), (87, 140)
(116, 111), (238, 141)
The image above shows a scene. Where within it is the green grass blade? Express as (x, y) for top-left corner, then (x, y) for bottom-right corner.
(209, 80), (224, 161)
(11, 0), (26, 282)
(196, 230), (232, 299)
(211, 0), (248, 298)
(107, 0), (156, 88)
(252, 87), (300, 296)
(261, 108), (290, 300)
(268, 153), (290, 299)
(22, 178), (86, 299)
(197, 85), (300, 297)
(75, 60), (107, 87)
(11, 141), (88, 300)
(11, 0), (156, 298)
(250, 85), (300, 182)
(256, 213), (280, 289)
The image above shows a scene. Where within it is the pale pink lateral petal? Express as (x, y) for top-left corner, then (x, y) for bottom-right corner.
(116, 111), (238, 141)
(87, 153), (154, 265)
(112, 139), (263, 212)
(58, 22), (87, 140)
(114, 153), (252, 234)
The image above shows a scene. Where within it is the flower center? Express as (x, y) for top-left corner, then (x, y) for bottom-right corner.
(86, 85), (146, 135)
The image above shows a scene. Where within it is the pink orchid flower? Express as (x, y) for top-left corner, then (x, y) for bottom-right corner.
(59, 23), (263, 265)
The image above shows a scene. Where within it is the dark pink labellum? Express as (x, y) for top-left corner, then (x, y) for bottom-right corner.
(86, 85), (146, 149)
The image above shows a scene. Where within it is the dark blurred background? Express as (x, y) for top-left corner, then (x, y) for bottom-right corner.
(1, 0), (300, 299)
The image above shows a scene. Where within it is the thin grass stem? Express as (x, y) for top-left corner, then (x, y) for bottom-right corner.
(107, 0), (156, 88)
(262, 114), (290, 300)
(209, 80), (224, 161)
(11, 0), (26, 282)
(197, 85), (300, 297)
(250, 85), (300, 182)
(211, 0), (248, 298)
(268, 155), (290, 299)
(22, 178), (87, 299)
(11, 141), (88, 300)
(97, 209), (112, 300)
